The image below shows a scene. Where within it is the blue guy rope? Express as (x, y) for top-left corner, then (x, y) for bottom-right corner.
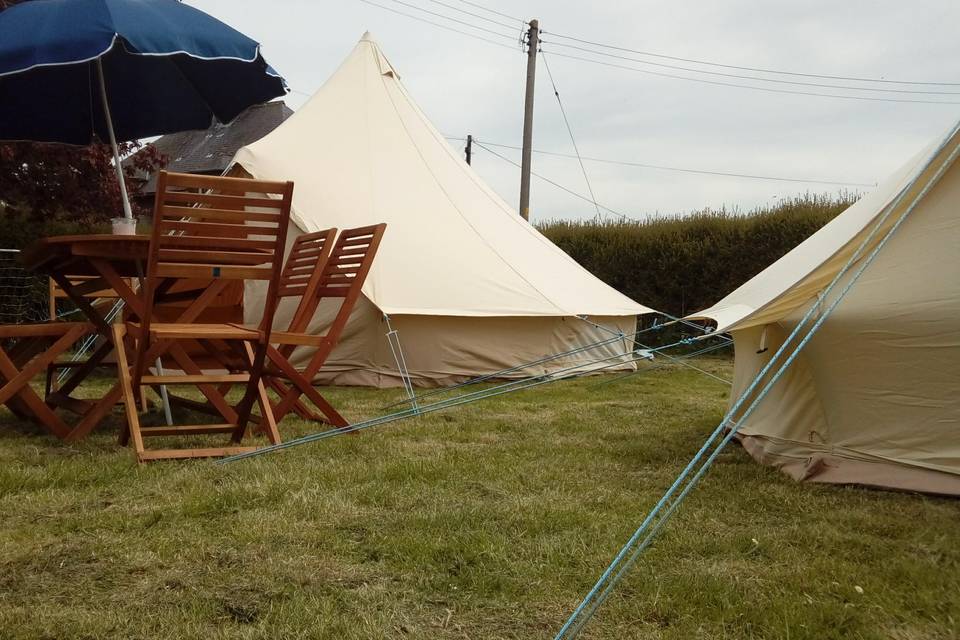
(219, 334), (706, 465)
(218, 344), (638, 463)
(589, 339), (733, 389)
(379, 313), (694, 412)
(553, 122), (960, 639)
(383, 314), (420, 414)
(577, 315), (732, 384)
(379, 333), (627, 410)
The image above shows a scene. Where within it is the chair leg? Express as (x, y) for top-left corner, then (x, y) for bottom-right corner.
(231, 342), (268, 443)
(266, 346), (349, 428)
(0, 342), (72, 439)
(246, 344), (281, 445)
(112, 325), (145, 459)
(266, 377), (319, 421)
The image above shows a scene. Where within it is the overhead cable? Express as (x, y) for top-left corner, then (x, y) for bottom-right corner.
(540, 39), (960, 96)
(452, 0), (527, 26)
(473, 141), (644, 222)
(541, 29), (960, 86)
(356, 0), (520, 51)
(378, 0), (517, 39)
(541, 50), (604, 220)
(454, 137), (876, 188)
(424, 0), (521, 32)
(541, 47), (960, 105)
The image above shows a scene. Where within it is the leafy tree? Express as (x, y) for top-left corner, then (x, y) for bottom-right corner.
(0, 142), (166, 247)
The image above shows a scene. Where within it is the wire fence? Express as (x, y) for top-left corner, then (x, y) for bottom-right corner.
(0, 249), (49, 324)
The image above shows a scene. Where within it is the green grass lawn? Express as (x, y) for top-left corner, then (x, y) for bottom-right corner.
(1, 359), (958, 639)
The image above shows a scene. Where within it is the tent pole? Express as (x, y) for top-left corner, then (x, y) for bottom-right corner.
(95, 58), (133, 220)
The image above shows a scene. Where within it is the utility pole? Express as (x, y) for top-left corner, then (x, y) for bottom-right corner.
(465, 134), (473, 165)
(518, 18), (539, 221)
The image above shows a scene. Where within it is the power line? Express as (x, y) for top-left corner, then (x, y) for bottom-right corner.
(356, 0), (520, 51)
(541, 51), (603, 220)
(450, 137), (876, 188)
(377, 0), (517, 40)
(541, 47), (960, 106)
(423, 0), (520, 32)
(541, 29), (960, 87)
(540, 39), (960, 96)
(452, 0), (527, 26)
(473, 140), (644, 222)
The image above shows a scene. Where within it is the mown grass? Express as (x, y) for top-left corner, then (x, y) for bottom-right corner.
(1, 361), (957, 639)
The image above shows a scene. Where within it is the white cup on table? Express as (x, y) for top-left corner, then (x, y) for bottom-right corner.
(111, 217), (138, 235)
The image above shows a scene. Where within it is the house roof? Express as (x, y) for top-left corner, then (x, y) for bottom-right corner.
(132, 100), (292, 193)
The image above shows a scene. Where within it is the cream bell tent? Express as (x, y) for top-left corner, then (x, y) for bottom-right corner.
(692, 121), (960, 495)
(231, 33), (651, 387)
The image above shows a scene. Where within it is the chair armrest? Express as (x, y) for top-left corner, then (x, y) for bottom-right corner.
(269, 331), (331, 347)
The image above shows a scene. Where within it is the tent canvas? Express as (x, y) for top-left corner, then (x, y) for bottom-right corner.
(692, 120), (960, 495)
(232, 33), (652, 387)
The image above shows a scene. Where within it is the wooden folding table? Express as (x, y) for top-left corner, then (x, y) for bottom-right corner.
(21, 234), (250, 443)
(21, 235), (151, 440)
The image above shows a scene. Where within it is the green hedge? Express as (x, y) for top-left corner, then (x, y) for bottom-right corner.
(538, 193), (857, 318)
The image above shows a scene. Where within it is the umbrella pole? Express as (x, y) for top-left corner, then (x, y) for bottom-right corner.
(95, 58), (173, 427)
(95, 58), (133, 220)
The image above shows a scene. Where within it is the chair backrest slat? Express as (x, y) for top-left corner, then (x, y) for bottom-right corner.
(278, 228), (337, 334)
(314, 224), (386, 345)
(272, 224), (385, 362)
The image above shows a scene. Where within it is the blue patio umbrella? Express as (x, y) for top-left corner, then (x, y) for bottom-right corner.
(0, 0), (288, 425)
(0, 0), (288, 218)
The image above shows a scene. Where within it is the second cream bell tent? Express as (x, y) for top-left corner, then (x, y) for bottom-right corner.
(691, 121), (960, 496)
(231, 34), (652, 387)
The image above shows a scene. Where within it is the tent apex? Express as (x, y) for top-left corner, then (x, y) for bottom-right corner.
(355, 31), (399, 78)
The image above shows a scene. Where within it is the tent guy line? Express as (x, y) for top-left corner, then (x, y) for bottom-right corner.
(588, 339), (734, 389)
(379, 316), (729, 412)
(217, 333), (730, 465)
(576, 316), (733, 386)
(555, 120), (960, 639)
(378, 332), (627, 411)
(218, 344), (646, 464)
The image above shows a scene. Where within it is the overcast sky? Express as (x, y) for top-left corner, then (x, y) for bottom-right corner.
(192, 0), (960, 223)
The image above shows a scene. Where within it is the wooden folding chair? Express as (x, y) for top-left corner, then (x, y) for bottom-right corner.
(264, 224), (386, 428)
(163, 228), (339, 426)
(0, 321), (93, 439)
(113, 170), (293, 462)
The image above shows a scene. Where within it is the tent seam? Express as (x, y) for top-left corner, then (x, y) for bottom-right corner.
(391, 70), (650, 313)
(374, 53), (567, 315)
